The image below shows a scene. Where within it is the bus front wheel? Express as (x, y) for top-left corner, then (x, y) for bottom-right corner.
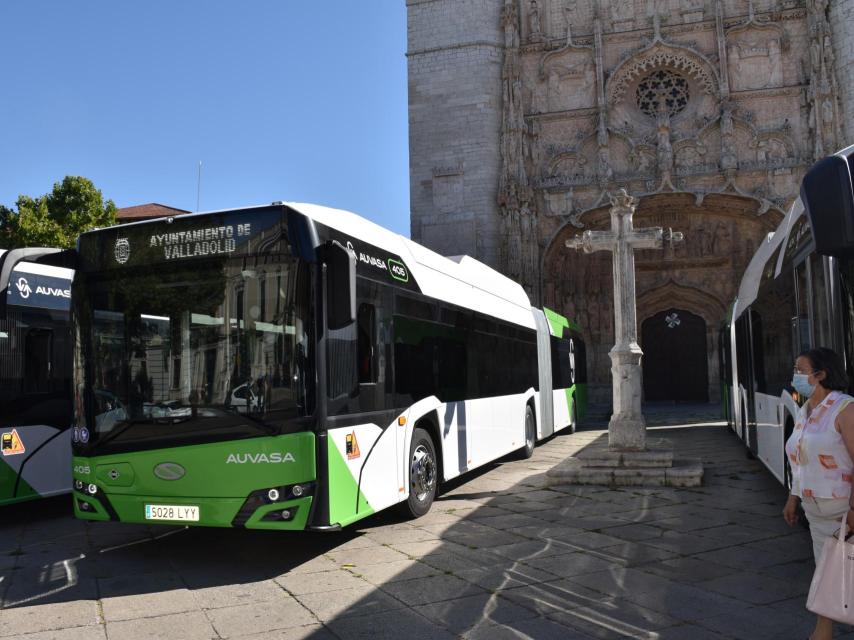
(401, 428), (437, 519)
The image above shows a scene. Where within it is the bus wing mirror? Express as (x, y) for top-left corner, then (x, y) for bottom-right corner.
(802, 145), (854, 257)
(327, 241), (356, 330)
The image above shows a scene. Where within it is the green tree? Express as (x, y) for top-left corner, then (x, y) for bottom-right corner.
(0, 176), (117, 249)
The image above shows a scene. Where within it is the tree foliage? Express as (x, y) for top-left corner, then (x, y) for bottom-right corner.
(0, 176), (117, 249)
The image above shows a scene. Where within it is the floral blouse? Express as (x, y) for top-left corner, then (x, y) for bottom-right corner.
(784, 391), (854, 499)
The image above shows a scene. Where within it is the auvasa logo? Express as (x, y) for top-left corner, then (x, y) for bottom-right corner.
(115, 238), (130, 264)
(15, 277), (31, 299)
(226, 452), (296, 464)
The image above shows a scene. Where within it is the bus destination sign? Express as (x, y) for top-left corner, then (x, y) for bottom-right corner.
(148, 223), (253, 261)
(78, 208), (285, 272)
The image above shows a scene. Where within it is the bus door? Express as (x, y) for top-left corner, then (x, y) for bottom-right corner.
(1, 323), (70, 502)
(718, 324), (732, 426)
(734, 310), (762, 452)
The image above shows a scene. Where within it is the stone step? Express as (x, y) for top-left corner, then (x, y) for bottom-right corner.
(545, 457), (704, 488)
(575, 437), (675, 469)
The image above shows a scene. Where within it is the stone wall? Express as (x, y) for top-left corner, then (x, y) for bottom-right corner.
(830, 0), (854, 143)
(407, 0), (505, 264)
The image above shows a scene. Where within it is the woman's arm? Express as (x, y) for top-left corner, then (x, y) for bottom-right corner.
(783, 494), (800, 527)
(837, 403), (854, 531)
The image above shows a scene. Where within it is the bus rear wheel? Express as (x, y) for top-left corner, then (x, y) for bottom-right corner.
(570, 398), (578, 434)
(400, 428), (437, 519)
(519, 404), (535, 459)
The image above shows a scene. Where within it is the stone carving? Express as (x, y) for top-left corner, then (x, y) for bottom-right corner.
(550, 152), (589, 180)
(674, 141), (708, 170)
(806, 0), (840, 158)
(611, 0), (635, 30)
(636, 70), (690, 119)
(726, 4), (788, 91)
(753, 137), (789, 164)
(720, 102), (738, 172)
(656, 101), (674, 184)
(630, 147), (656, 174)
(728, 38), (783, 89)
(545, 55), (596, 111)
(545, 189), (576, 218)
(609, 47), (718, 104)
(498, 0), (538, 298)
(528, 0), (543, 43)
(538, 14), (596, 112)
(432, 172), (464, 213)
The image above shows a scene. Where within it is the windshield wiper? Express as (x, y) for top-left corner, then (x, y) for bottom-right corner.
(91, 419), (143, 450)
(225, 408), (278, 435)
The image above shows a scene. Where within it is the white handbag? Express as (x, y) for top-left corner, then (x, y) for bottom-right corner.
(807, 512), (854, 624)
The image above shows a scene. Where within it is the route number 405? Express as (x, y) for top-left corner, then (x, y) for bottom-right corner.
(74, 465), (91, 475)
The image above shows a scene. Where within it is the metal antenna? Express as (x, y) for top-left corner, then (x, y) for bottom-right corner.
(196, 161), (202, 212)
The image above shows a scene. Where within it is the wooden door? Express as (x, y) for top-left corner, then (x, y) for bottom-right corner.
(642, 309), (709, 402)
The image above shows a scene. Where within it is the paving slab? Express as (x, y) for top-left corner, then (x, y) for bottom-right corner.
(206, 599), (317, 637)
(0, 600), (100, 637)
(324, 607), (456, 640)
(379, 573), (486, 607)
(414, 592), (538, 635)
(6, 626), (107, 640)
(293, 585), (405, 623)
(106, 611), (214, 640)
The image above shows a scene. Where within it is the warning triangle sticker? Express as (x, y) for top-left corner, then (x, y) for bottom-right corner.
(345, 431), (361, 460)
(1, 429), (25, 456)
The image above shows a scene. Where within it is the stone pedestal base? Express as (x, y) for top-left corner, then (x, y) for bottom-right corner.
(545, 438), (704, 488)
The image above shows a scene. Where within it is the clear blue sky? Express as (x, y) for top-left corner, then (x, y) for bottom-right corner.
(0, 1), (411, 236)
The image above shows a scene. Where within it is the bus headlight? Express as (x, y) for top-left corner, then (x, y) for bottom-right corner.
(87, 484), (98, 495)
(267, 488), (280, 502)
(291, 484), (305, 497)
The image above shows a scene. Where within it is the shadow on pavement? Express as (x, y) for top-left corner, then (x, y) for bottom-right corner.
(0, 500), (361, 610)
(0, 407), (838, 640)
(290, 419), (826, 640)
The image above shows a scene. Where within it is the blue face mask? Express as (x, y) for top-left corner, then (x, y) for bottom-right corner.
(792, 373), (816, 398)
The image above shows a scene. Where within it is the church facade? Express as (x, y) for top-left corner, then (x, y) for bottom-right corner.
(407, 0), (852, 404)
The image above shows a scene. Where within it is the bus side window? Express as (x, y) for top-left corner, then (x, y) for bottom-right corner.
(794, 262), (812, 352)
(24, 328), (52, 393)
(357, 303), (376, 384)
(810, 254), (833, 349)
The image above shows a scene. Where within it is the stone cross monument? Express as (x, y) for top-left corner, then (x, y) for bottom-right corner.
(565, 189), (683, 450)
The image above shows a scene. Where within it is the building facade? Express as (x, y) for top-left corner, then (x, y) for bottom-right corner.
(408, 0), (851, 403)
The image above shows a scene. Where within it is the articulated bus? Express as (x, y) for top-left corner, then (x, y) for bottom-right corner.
(10, 203), (587, 530)
(0, 251), (73, 505)
(723, 145), (854, 486)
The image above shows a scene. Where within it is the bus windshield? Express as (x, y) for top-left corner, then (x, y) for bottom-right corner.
(72, 256), (314, 455)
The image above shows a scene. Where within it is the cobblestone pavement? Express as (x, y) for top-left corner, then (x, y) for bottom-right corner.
(1, 406), (852, 639)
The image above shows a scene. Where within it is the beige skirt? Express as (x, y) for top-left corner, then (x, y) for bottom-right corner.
(801, 496), (850, 563)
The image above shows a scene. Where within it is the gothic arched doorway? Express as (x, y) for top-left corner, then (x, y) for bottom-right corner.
(641, 308), (708, 402)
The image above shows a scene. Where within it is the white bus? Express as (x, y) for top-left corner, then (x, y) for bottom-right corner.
(0, 249), (73, 506)
(723, 145), (854, 487)
(2, 203), (587, 530)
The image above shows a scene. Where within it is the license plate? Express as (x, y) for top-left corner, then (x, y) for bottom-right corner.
(145, 504), (199, 522)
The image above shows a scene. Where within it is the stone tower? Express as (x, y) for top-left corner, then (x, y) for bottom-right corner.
(407, 0), (852, 404)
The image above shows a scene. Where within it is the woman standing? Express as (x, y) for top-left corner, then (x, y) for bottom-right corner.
(783, 347), (854, 640)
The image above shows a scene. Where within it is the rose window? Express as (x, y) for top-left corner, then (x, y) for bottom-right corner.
(635, 70), (690, 119)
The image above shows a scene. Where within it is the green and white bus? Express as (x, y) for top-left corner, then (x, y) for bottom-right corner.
(0, 250), (73, 506)
(14, 203), (586, 530)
